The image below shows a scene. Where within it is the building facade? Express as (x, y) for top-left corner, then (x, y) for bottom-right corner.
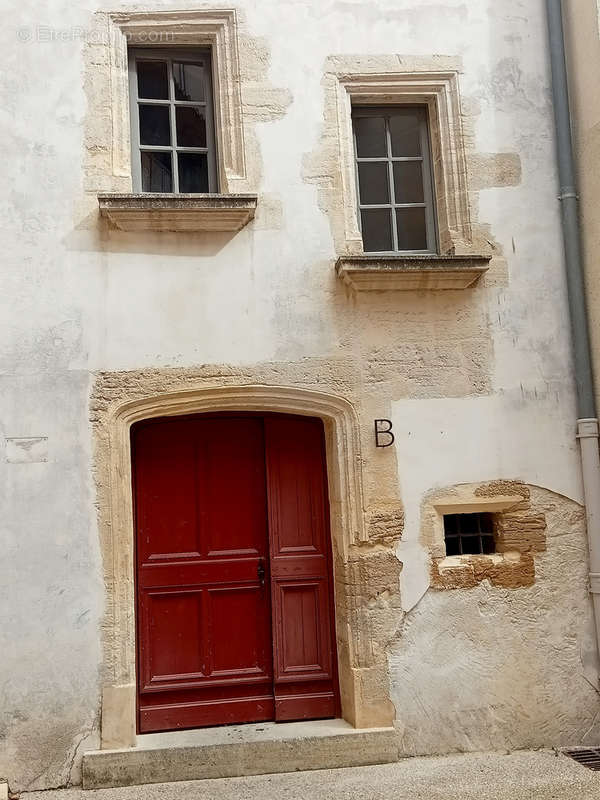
(2, 0), (600, 791)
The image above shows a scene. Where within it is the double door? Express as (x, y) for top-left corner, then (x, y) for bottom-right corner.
(133, 413), (339, 733)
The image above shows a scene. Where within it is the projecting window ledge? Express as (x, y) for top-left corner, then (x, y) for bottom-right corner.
(98, 193), (258, 233)
(335, 254), (491, 291)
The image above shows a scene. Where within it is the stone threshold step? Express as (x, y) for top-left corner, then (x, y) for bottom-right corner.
(82, 719), (399, 789)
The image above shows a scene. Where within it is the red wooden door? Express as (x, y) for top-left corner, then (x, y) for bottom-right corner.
(133, 413), (339, 733)
(133, 416), (274, 733)
(265, 416), (340, 721)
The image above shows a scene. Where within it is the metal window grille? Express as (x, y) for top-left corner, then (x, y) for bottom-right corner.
(443, 513), (496, 556)
(128, 48), (218, 193)
(352, 106), (437, 254)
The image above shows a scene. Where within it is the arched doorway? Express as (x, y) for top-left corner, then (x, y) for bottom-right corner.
(132, 412), (340, 733)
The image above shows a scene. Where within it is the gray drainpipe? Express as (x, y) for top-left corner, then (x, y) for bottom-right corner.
(546, 0), (600, 670)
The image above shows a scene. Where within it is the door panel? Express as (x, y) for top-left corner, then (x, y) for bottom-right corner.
(277, 581), (331, 679)
(134, 416), (274, 733)
(208, 586), (272, 677)
(144, 591), (204, 685)
(135, 424), (199, 561)
(264, 416), (340, 721)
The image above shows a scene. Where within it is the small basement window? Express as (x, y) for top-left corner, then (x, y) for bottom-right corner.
(443, 512), (497, 556)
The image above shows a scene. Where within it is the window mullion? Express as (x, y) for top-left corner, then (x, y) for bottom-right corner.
(385, 117), (398, 251)
(168, 58), (179, 193)
(420, 114), (436, 252)
(129, 54), (143, 192)
(352, 124), (363, 236)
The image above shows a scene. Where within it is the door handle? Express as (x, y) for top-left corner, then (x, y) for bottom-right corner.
(257, 560), (265, 587)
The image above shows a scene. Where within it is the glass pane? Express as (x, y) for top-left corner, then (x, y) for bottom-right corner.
(460, 514), (479, 534)
(361, 208), (393, 252)
(174, 62), (206, 101)
(445, 537), (460, 556)
(481, 535), (495, 555)
(137, 61), (169, 99)
(395, 207), (428, 250)
(444, 515), (457, 535)
(139, 105), (171, 146)
(354, 116), (387, 157)
(393, 162), (424, 204)
(390, 111), (422, 157)
(479, 513), (494, 533)
(176, 106), (207, 147)
(358, 162), (389, 205)
(461, 536), (481, 555)
(178, 152), (209, 192)
(141, 152), (172, 192)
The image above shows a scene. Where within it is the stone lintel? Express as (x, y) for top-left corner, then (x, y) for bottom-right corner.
(98, 193), (258, 232)
(335, 254), (491, 291)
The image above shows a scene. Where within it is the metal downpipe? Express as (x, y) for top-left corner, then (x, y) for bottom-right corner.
(546, 0), (600, 666)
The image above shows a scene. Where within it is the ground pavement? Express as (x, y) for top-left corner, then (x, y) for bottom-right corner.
(21, 749), (600, 800)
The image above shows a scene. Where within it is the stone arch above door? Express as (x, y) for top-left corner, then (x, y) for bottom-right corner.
(92, 382), (397, 749)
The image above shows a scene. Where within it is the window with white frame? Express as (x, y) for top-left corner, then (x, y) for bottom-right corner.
(128, 49), (218, 193)
(352, 106), (437, 253)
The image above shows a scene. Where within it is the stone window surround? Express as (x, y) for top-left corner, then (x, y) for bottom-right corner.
(106, 10), (247, 193)
(424, 489), (547, 590)
(431, 496), (525, 561)
(334, 70), (473, 256)
(96, 385), (400, 751)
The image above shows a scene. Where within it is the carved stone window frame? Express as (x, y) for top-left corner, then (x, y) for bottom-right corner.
(106, 10), (246, 192)
(334, 71), (472, 255)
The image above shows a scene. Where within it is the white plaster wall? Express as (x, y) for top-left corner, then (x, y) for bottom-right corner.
(1, 0), (596, 789)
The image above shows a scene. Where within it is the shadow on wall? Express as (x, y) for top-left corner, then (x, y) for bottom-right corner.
(64, 210), (243, 257)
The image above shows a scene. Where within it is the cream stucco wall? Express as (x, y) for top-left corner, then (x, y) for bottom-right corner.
(1, 0), (599, 791)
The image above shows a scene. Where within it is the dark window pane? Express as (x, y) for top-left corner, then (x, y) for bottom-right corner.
(393, 161), (425, 204)
(479, 513), (494, 533)
(141, 151), (172, 192)
(174, 62), (206, 101)
(178, 152), (209, 192)
(354, 116), (387, 157)
(361, 208), (393, 252)
(176, 106), (207, 147)
(396, 207), (427, 250)
(390, 112), (422, 157)
(460, 514), (479, 534)
(445, 537), (460, 556)
(443, 515), (457, 535)
(139, 105), (171, 146)
(481, 535), (496, 554)
(358, 162), (389, 205)
(137, 61), (169, 99)
(460, 536), (482, 555)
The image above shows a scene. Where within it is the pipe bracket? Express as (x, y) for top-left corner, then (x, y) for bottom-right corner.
(590, 573), (600, 595)
(577, 418), (600, 439)
(558, 191), (579, 201)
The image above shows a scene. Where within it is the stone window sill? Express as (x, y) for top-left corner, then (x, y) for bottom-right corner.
(436, 552), (521, 571)
(432, 550), (534, 590)
(335, 254), (491, 291)
(98, 193), (258, 233)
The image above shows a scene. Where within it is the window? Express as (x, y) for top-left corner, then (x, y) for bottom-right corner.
(128, 49), (218, 193)
(443, 513), (496, 556)
(352, 106), (436, 253)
